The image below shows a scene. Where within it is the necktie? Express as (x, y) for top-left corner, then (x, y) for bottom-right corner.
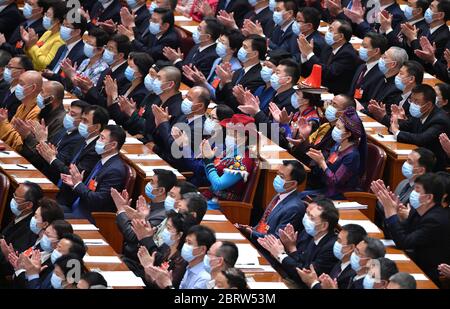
(52, 45), (68, 73)
(255, 195), (280, 233)
(71, 160), (103, 217)
(57, 143), (85, 188)
(326, 52), (335, 67)
(355, 65), (367, 89)
(399, 183), (411, 200)
(235, 69), (245, 85)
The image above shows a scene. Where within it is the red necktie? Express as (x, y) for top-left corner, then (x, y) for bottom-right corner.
(255, 195), (280, 233)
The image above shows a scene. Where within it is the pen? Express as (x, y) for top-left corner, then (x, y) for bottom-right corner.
(1, 151), (9, 154)
(378, 133), (384, 138)
(16, 164), (28, 169)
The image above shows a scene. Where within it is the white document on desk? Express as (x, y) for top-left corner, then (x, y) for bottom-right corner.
(411, 273), (428, 280)
(236, 244), (261, 267)
(202, 214), (227, 221)
(99, 271), (146, 287)
(265, 158), (287, 165)
(125, 137), (142, 144)
(14, 178), (52, 184)
(380, 239), (396, 247)
(371, 134), (397, 142)
(248, 282), (288, 289)
(71, 224), (99, 231)
(126, 154), (161, 160)
(334, 201), (368, 210)
(181, 25), (197, 33)
(338, 220), (381, 233)
(321, 93), (334, 101)
(0, 151), (21, 158)
(137, 164), (183, 176)
(385, 253), (410, 261)
(83, 256), (122, 264)
(260, 144), (287, 152)
(174, 15), (192, 22)
(394, 149), (412, 155)
(84, 239), (109, 246)
(215, 233), (245, 240)
(0, 164), (37, 170)
(363, 122), (385, 128)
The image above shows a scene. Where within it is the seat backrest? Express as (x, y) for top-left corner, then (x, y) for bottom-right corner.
(174, 26), (194, 59)
(361, 143), (387, 192)
(91, 212), (123, 254)
(0, 173), (11, 226)
(123, 162), (137, 198)
(242, 160), (261, 203)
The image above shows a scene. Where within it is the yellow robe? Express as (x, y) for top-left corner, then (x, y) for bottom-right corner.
(0, 101), (40, 151)
(25, 30), (64, 71)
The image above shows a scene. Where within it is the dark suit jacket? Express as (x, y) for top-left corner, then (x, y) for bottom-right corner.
(250, 191), (305, 240)
(132, 27), (180, 62)
(0, 214), (37, 254)
(133, 4), (151, 34)
(26, 269), (53, 289)
(122, 92), (160, 136)
(269, 22), (295, 52)
(0, 88), (20, 120)
(175, 43), (218, 87)
(281, 231), (338, 285)
(89, 0), (121, 25)
(216, 0), (252, 28)
(384, 205), (450, 284)
(303, 42), (358, 95)
(411, 23), (450, 68)
(0, 18), (45, 56)
(386, 19), (428, 58)
(347, 276), (365, 289)
(313, 262), (355, 289)
(47, 40), (86, 74)
(215, 63), (265, 112)
(396, 107), (450, 171)
(0, 3), (24, 41)
(294, 31), (327, 74)
(108, 82), (149, 125)
(348, 63), (385, 108)
(71, 154), (127, 221)
(244, 6), (274, 37)
(373, 75), (402, 114)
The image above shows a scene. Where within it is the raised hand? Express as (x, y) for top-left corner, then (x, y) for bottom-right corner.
(217, 10), (238, 29)
(200, 139), (216, 159)
(137, 246), (156, 268)
(118, 96), (137, 117)
(151, 105), (170, 128)
(120, 7), (136, 29)
(215, 62), (233, 86)
(279, 223), (298, 253)
(237, 91), (260, 116)
(131, 219), (156, 241)
(296, 264), (318, 288)
(439, 133), (450, 158)
(414, 36), (437, 64)
(162, 47), (183, 63)
(297, 35), (314, 56)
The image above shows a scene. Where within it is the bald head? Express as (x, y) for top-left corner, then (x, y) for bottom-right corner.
(42, 80), (64, 108)
(18, 71), (43, 102)
(188, 86), (210, 112)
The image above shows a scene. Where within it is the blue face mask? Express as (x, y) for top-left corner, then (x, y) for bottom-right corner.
(51, 249), (62, 264)
(152, 79), (164, 95)
(363, 274), (375, 289)
(192, 29), (202, 44)
(10, 198), (22, 217)
(273, 11), (284, 26)
(15, 84), (27, 101)
(204, 118), (217, 135)
(325, 105), (338, 122)
(60, 25), (72, 42)
(215, 42), (228, 58)
(78, 122), (90, 138)
(248, 0), (258, 6)
(291, 93), (300, 109)
(23, 3), (34, 19)
(149, 2), (158, 14)
(42, 16), (53, 30)
(273, 175), (286, 193)
(181, 243), (196, 262)
(359, 47), (369, 62)
(149, 22), (161, 35)
(270, 74), (283, 90)
(145, 182), (156, 200)
(331, 126), (343, 143)
(181, 98), (193, 115)
(164, 196), (176, 212)
(409, 102), (422, 118)
(144, 75), (154, 92)
(424, 8), (434, 24)
(51, 273), (63, 289)
(124, 66), (136, 82)
(350, 252), (362, 272)
(95, 140), (107, 155)
(302, 214), (317, 237)
(409, 190), (422, 209)
(237, 47), (248, 63)
(269, 0), (276, 11)
(333, 241), (344, 260)
(83, 43), (95, 58)
(63, 114), (75, 130)
(3, 68), (13, 84)
(127, 0), (138, 9)
(40, 234), (54, 252)
(161, 228), (175, 246)
(36, 94), (46, 109)
(394, 75), (406, 91)
(401, 162), (414, 179)
(378, 58), (389, 75)
(404, 6), (414, 20)
(203, 255), (212, 273)
(260, 66), (273, 83)
(102, 49), (116, 65)
(325, 31), (335, 46)
(292, 21), (301, 35)
(30, 217), (41, 235)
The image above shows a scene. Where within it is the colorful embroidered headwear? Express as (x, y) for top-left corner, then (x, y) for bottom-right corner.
(339, 106), (363, 139)
(219, 114), (257, 135)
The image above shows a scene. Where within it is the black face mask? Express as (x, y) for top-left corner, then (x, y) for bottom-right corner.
(38, 97), (53, 119)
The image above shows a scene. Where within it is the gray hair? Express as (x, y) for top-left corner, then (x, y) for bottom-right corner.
(388, 47), (409, 69)
(363, 237), (386, 259)
(389, 272), (417, 289)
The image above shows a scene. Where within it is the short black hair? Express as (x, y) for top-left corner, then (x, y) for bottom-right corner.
(266, 49), (292, 66)
(69, 15), (88, 35)
(415, 173), (445, 205)
(167, 0), (178, 10)
(336, 19), (353, 42)
(0, 50), (11, 67)
(340, 94), (356, 109)
(187, 225), (216, 250)
(216, 104), (234, 121)
(176, 180), (198, 195)
(412, 84), (436, 105)
(300, 7), (321, 30)
(80, 271), (108, 288)
(83, 105), (109, 130)
(377, 257), (399, 281)
(362, 236), (386, 259)
(61, 233), (87, 259)
(110, 34), (131, 58)
(415, 0), (430, 15)
(167, 211), (197, 251)
(16, 55), (34, 71)
(182, 192), (207, 223)
(129, 52), (154, 77)
(414, 147), (436, 173)
(283, 0), (298, 16)
(436, 171), (450, 206)
(154, 7), (175, 28)
(88, 27), (109, 48)
(38, 198), (64, 224)
(45, 0), (67, 23)
(403, 60), (424, 84)
(365, 32), (388, 55)
(23, 181), (44, 211)
(54, 253), (85, 282)
(341, 224), (367, 246)
(313, 198), (339, 233)
(203, 17), (223, 42)
(50, 219), (74, 239)
(221, 268), (248, 289)
(437, 0), (450, 21)
(247, 35), (267, 60)
(278, 59), (300, 85)
(389, 272), (417, 289)
(436, 82), (450, 113)
(70, 100), (89, 111)
(282, 160), (306, 183)
(217, 241), (239, 268)
(224, 29), (244, 57)
(154, 169), (177, 194)
(104, 124), (126, 150)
